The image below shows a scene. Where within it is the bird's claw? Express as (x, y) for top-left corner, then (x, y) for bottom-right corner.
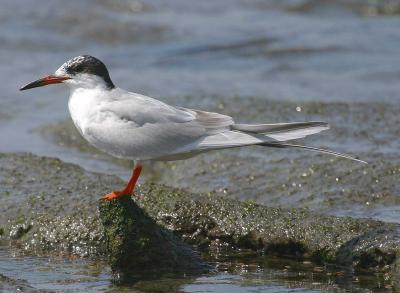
(101, 191), (127, 201)
(101, 191), (140, 201)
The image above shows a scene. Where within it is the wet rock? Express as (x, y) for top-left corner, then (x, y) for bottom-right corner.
(138, 183), (400, 276)
(99, 196), (209, 282)
(9, 223), (32, 240)
(0, 152), (399, 280)
(0, 273), (40, 293)
(0, 152), (118, 256)
(0, 152), (208, 278)
(10, 213), (104, 257)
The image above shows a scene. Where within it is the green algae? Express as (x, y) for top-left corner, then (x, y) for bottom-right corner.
(0, 152), (399, 281)
(99, 196), (209, 283)
(137, 182), (400, 276)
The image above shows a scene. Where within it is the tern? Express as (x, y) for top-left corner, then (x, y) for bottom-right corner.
(20, 55), (366, 200)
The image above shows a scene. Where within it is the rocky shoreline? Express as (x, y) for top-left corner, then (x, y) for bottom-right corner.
(0, 152), (399, 286)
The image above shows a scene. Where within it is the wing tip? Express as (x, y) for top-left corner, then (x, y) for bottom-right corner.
(311, 121), (330, 130)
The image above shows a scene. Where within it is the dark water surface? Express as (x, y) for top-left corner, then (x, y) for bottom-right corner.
(1, 0), (400, 291)
(0, 248), (392, 292)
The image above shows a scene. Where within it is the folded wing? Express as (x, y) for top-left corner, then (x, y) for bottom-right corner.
(89, 91), (361, 163)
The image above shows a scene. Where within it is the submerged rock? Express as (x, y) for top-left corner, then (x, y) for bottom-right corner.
(0, 152), (399, 280)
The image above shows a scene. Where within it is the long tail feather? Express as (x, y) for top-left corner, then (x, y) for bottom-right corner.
(233, 121), (328, 134)
(260, 142), (367, 164)
(232, 121), (329, 141)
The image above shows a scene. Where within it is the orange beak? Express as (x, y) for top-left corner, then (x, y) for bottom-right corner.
(20, 75), (71, 91)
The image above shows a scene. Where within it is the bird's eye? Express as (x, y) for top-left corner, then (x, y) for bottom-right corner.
(65, 63), (85, 75)
(73, 64), (84, 73)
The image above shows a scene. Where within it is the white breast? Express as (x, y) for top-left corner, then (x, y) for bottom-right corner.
(68, 88), (104, 136)
(67, 87), (139, 159)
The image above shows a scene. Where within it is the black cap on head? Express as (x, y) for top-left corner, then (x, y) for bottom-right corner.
(62, 55), (115, 89)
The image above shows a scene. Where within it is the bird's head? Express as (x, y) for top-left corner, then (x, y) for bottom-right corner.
(20, 55), (115, 91)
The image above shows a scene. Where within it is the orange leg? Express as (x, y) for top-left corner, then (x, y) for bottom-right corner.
(102, 164), (143, 201)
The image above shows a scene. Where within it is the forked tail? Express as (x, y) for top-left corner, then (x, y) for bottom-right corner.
(199, 120), (366, 164)
(232, 121), (329, 141)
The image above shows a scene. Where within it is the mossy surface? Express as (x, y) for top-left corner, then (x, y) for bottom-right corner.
(137, 183), (400, 274)
(0, 152), (399, 278)
(99, 196), (209, 282)
(0, 153), (117, 256)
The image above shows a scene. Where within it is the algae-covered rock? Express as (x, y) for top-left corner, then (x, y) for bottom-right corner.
(0, 152), (399, 279)
(0, 152), (117, 256)
(137, 183), (400, 275)
(99, 196), (209, 282)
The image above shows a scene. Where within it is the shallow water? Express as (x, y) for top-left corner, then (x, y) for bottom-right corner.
(0, 248), (392, 292)
(1, 0), (400, 291)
